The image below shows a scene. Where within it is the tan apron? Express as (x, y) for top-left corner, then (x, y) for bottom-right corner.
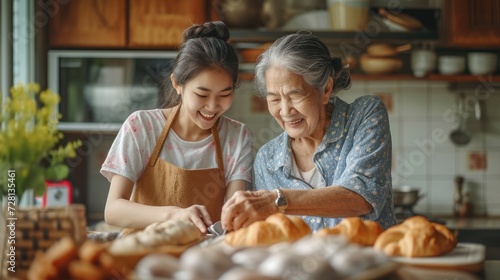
(122, 105), (226, 236)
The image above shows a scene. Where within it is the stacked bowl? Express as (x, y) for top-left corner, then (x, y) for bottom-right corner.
(467, 52), (498, 75)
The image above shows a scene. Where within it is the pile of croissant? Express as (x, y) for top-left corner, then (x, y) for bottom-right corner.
(225, 214), (457, 258)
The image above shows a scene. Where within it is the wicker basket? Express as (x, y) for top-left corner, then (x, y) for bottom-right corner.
(1, 204), (87, 279)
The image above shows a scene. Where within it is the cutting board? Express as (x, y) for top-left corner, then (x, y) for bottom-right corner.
(391, 243), (485, 272)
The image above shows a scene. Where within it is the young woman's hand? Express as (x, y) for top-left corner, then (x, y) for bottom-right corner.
(167, 205), (213, 233)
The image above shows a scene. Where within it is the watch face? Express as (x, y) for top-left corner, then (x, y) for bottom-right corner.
(277, 197), (287, 207)
(276, 190), (288, 211)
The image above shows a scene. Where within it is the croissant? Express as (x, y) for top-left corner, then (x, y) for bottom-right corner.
(373, 215), (457, 258)
(224, 213), (311, 247)
(315, 217), (384, 246)
(109, 220), (201, 254)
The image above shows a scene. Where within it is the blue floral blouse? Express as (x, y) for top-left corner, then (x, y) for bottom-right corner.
(254, 95), (397, 232)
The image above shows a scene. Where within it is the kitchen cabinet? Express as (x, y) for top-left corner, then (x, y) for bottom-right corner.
(49, 0), (210, 49)
(446, 0), (500, 48)
(48, 0), (127, 48)
(128, 0), (206, 48)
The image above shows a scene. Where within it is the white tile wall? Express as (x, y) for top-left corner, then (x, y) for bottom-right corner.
(485, 178), (500, 215)
(227, 79), (500, 217)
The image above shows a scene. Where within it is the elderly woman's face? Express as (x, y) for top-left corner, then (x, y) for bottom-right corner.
(264, 66), (332, 139)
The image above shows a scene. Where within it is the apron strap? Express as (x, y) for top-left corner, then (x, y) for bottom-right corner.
(149, 105), (180, 167)
(149, 104), (225, 178)
(211, 120), (225, 177)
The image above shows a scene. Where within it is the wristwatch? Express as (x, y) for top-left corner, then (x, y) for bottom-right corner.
(275, 189), (288, 213)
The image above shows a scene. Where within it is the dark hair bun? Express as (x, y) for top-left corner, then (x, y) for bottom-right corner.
(331, 57), (343, 72)
(183, 21), (230, 42)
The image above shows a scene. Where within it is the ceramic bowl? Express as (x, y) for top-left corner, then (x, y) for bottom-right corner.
(467, 52), (498, 75)
(411, 49), (436, 77)
(84, 85), (158, 122)
(438, 56), (465, 75)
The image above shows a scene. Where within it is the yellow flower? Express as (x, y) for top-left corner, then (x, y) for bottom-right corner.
(1, 83), (82, 198)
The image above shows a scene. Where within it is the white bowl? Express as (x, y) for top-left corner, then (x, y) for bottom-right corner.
(282, 10), (330, 30)
(467, 52), (498, 75)
(84, 85), (159, 122)
(438, 56), (465, 75)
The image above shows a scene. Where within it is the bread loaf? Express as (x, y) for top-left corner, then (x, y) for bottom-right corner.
(224, 213), (311, 247)
(373, 215), (457, 257)
(109, 220), (201, 255)
(315, 217), (384, 246)
(27, 238), (127, 280)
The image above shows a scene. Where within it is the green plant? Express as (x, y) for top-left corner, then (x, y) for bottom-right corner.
(0, 83), (82, 199)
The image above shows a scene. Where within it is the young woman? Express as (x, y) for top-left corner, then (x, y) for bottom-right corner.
(101, 21), (253, 235)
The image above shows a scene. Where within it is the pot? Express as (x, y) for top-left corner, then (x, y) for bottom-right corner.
(218, 0), (264, 28)
(359, 54), (403, 75)
(392, 187), (425, 207)
(366, 43), (412, 57)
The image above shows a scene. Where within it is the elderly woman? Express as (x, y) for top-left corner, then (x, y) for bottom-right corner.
(221, 33), (396, 232)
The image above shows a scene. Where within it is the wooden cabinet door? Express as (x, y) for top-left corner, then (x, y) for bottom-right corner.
(49, 0), (126, 48)
(128, 0), (207, 48)
(447, 0), (500, 48)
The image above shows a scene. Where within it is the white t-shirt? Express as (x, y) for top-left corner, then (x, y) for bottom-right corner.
(291, 156), (326, 189)
(100, 109), (253, 186)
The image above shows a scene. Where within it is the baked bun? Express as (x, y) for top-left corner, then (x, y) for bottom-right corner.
(373, 215), (457, 258)
(225, 213), (311, 247)
(109, 220), (201, 255)
(315, 217), (384, 246)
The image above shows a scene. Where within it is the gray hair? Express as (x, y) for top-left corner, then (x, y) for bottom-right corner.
(253, 33), (351, 102)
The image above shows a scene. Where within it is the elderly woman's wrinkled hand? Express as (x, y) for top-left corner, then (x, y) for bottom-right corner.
(221, 190), (277, 232)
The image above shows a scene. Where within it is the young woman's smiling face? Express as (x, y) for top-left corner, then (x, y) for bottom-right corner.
(172, 68), (234, 132)
(265, 66), (332, 140)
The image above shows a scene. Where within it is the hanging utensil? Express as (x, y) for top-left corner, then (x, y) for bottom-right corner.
(450, 93), (471, 146)
(474, 97), (482, 121)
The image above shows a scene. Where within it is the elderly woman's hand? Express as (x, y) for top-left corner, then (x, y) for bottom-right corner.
(220, 190), (278, 232)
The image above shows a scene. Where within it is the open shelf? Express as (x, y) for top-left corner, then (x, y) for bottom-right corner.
(240, 72), (500, 83)
(229, 7), (441, 45)
(427, 74), (500, 82)
(230, 29), (440, 45)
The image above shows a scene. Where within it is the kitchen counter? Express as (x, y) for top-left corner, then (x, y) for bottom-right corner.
(439, 216), (500, 230)
(433, 216), (500, 261)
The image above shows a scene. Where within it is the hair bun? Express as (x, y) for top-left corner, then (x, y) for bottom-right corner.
(183, 21), (230, 42)
(331, 57), (343, 71)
